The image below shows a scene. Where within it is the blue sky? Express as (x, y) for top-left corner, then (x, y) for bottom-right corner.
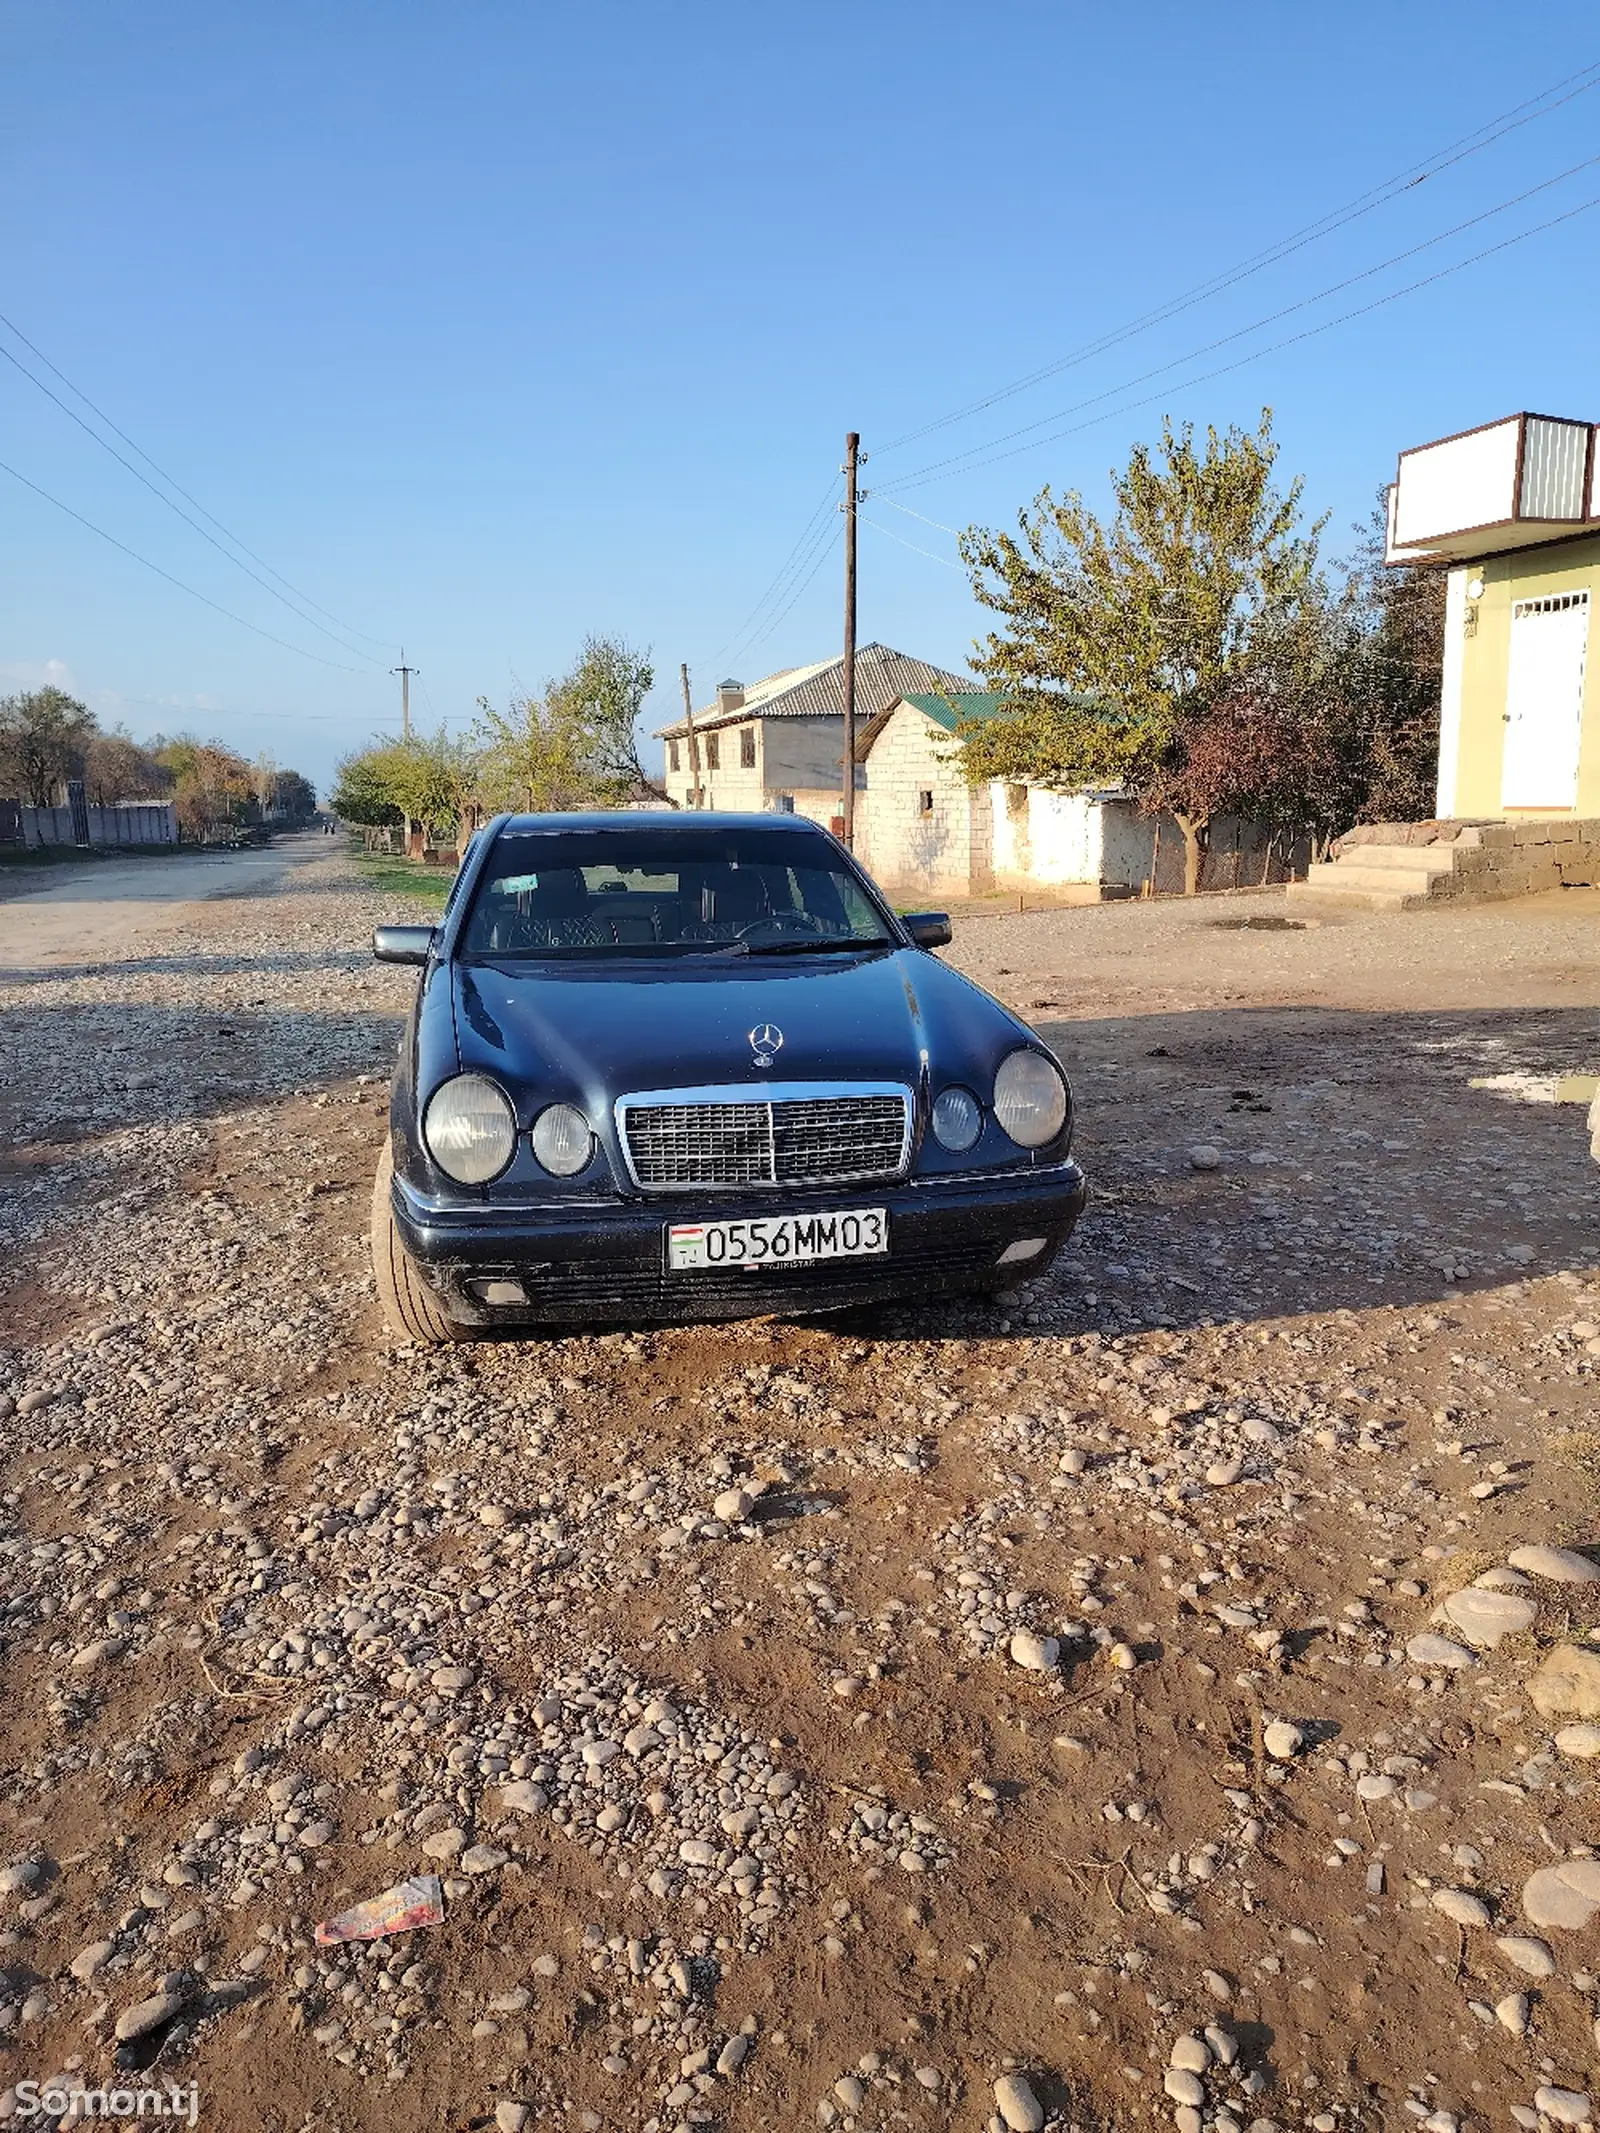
(3, 1), (1599, 796)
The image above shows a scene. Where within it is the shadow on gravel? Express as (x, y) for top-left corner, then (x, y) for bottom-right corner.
(0, 948), (379, 987)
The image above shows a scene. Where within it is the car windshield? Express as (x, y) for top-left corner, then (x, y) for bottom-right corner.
(458, 826), (893, 959)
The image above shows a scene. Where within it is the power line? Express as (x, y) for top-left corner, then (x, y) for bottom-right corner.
(0, 456), (379, 672)
(873, 56), (1600, 460)
(859, 514), (964, 569)
(0, 340), (389, 666)
(0, 307), (399, 654)
(739, 521), (844, 661)
(877, 155), (1600, 496)
(880, 190), (1600, 499)
(695, 472), (842, 678)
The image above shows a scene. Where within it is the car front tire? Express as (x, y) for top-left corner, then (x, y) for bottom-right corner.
(370, 1141), (465, 1346)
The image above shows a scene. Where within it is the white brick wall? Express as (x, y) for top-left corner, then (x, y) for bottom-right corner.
(858, 705), (989, 894)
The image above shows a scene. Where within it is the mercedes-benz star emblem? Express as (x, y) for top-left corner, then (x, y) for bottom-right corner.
(749, 1022), (784, 1069)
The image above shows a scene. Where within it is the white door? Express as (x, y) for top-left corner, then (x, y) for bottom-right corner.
(1501, 590), (1588, 809)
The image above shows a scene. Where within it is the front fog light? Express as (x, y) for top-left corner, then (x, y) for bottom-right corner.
(932, 1086), (982, 1151)
(531, 1102), (593, 1176)
(993, 1048), (1067, 1148)
(423, 1074), (517, 1184)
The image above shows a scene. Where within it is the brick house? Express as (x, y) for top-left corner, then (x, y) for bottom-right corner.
(657, 643), (969, 825)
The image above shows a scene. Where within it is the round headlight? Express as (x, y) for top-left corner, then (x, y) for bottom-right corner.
(531, 1102), (593, 1177)
(422, 1074), (517, 1184)
(931, 1085), (982, 1152)
(993, 1048), (1067, 1148)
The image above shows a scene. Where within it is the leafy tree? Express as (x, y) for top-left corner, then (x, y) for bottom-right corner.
(1335, 497), (1443, 824)
(271, 769), (318, 822)
(149, 735), (255, 836)
(0, 686), (99, 805)
(366, 730), (480, 842)
(82, 728), (173, 808)
(475, 633), (667, 812)
(474, 684), (607, 812)
(557, 634), (664, 802)
(329, 748), (403, 832)
(958, 412), (1326, 892)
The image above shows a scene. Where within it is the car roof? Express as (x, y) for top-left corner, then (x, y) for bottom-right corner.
(493, 811), (831, 833)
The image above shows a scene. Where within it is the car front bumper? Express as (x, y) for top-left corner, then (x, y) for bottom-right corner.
(391, 1160), (1089, 1327)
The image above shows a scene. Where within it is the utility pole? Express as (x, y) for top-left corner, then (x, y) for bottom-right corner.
(391, 649), (418, 742)
(679, 662), (704, 807)
(840, 431), (862, 849)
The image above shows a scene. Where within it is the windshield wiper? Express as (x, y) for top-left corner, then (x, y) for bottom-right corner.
(715, 935), (893, 958)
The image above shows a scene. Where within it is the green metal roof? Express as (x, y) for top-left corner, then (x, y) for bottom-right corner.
(899, 690), (1006, 733)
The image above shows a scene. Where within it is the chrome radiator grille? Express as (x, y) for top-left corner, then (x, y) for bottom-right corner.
(619, 1086), (910, 1191)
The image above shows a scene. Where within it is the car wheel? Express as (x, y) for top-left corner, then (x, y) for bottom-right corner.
(370, 1142), (464, 1346)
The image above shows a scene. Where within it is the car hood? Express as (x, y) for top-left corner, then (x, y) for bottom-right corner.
(450, 949), (1025, 1108)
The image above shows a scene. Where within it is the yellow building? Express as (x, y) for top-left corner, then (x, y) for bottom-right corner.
(1386, 412), (1600, 819)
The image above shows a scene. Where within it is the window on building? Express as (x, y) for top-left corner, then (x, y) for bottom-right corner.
(705, 733), (720, 770)
(739, 726), (756, 769)
(668, 739), (680, 773)
(918, 790), (934, 816)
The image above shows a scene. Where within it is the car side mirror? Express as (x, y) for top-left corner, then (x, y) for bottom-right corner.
(372, 925), (436, 966)
(902, 912), (952, 950)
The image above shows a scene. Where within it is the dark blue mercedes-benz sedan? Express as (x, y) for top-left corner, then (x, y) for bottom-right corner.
(369, 811), (1087, 1341)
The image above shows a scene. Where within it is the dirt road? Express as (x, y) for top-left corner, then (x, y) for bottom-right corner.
(0, 842), (297, 973)
(1, 848), (1598, 2133)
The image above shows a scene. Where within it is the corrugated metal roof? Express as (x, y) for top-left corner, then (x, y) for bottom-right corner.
(658, 643), (971, 737)
(898, 690), (1007, 734)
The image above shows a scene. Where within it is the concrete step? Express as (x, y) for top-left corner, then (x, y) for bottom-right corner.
(1337, 843), (1459, 874)
(1295, 861), (1451, 898)
(1286, 882), (1422, 911)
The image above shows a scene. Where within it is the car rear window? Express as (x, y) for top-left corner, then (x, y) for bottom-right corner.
(459, 826), (887, 958)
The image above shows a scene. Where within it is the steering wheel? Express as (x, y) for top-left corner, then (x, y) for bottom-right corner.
(734, 913), (828, 943)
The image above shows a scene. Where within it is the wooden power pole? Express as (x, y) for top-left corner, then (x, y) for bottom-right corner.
(679, 662), (704, 807)
(391, 649), (418, 742)
(840, 431), (861, 849)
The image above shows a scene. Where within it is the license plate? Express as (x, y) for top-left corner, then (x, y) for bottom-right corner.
(666, 1207), (888, 1271)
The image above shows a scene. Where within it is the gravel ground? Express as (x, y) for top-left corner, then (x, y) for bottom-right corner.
(1, 839), (1598, 2133)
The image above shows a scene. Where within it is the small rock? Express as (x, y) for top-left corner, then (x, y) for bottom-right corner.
(1432, 1887), (1491, 1928)
(1189, 1147), (1222, 1172)
(459, 1846), (507, 1876)
(1009, 1630), (1060, 1673)
(1405, 1634), (1477, 1670)
(1441, 1586), (1537, 1649)
(717, 2035), (750, 2077)
(1509, 1546), (1600, 1585)
(1533, 2089), (1592, 2128)
(1164, 2069), (1206, 2107)
(993, 2073), (1045, 2132)
(495, 2106), (530, 2133)
(430, 1667), (476, 1694)
(834, 2076), (865, 2110)
(1356, 1774), (1397, 1802)
(1522, 1860), (1600, 1931)
(497, 1782), (548, 1815)
(713, 1487), (753, 1524)
(1495, 1993), (1529, 2036)
(1495, 1936), (1557, 1978)
(69, 1940), (116, 1981)
(1206, 1458), (1244, 1488)
(1170, 2035), (1211, 2073)
(1554, 1725), (1600, 1760)
(114, 1987), (189, 2043)
(1529, 1647), (1600, 1720)
(1263, 1721), (1305, 1761)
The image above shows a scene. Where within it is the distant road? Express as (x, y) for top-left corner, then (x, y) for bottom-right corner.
(0, 835), (316, 970)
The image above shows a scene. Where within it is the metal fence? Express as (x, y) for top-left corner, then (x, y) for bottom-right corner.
(0, 796), (180, 850)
